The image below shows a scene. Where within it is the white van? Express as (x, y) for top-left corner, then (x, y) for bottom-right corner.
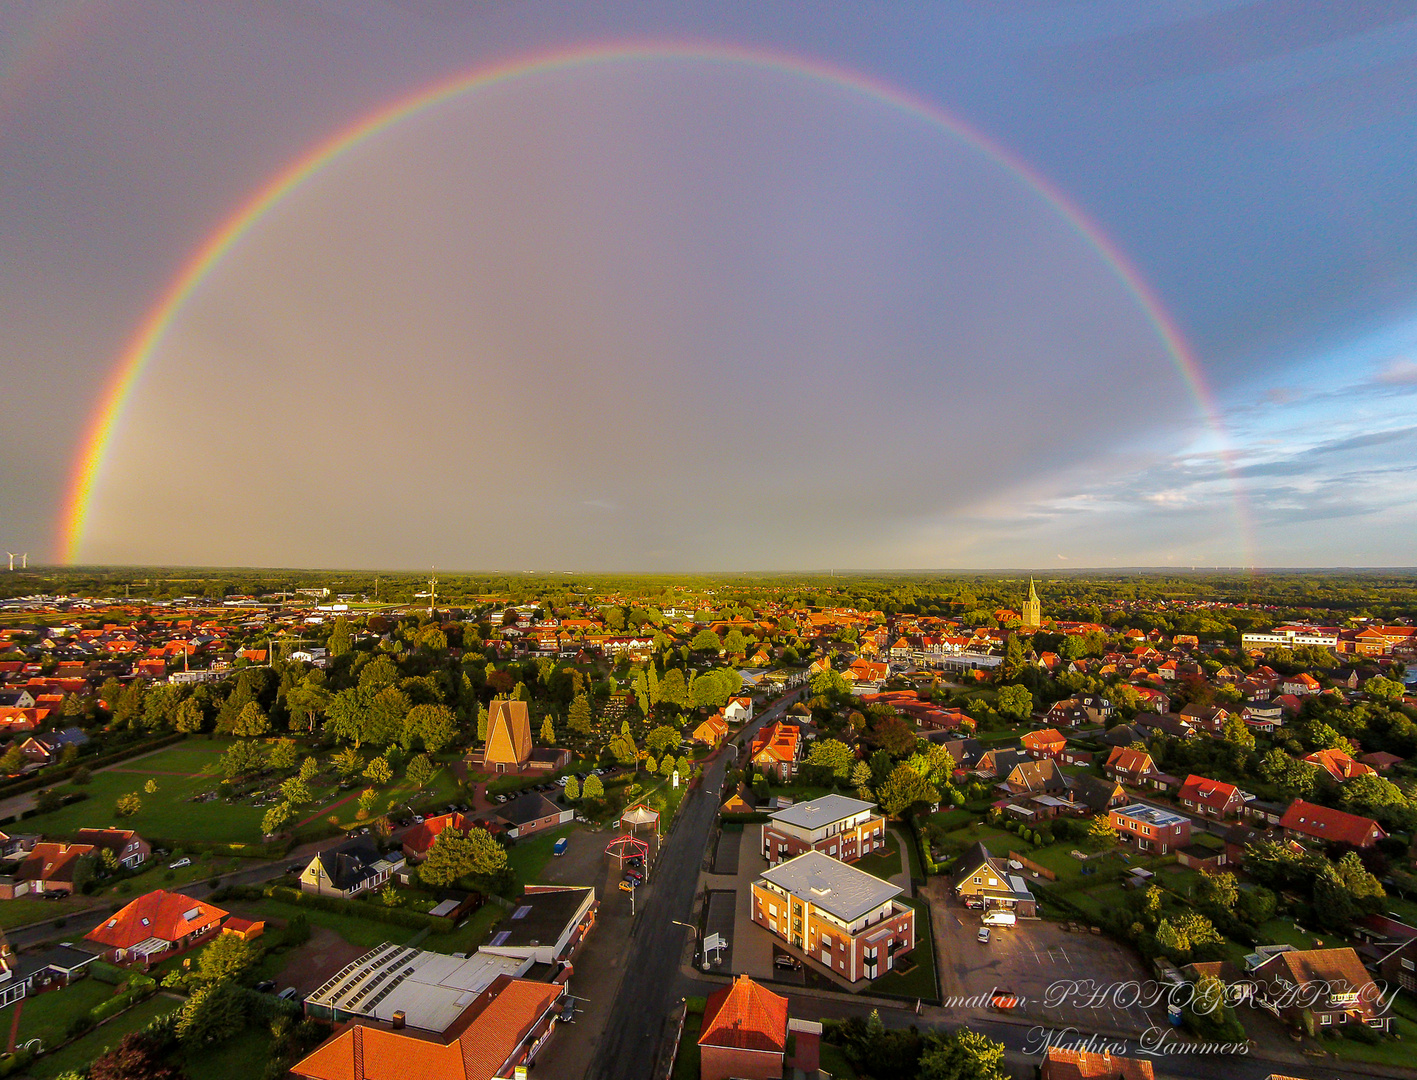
(981, 910), (1016, 927)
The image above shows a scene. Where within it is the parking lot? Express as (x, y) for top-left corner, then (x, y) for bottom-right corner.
(931, 891), (1166, 1034)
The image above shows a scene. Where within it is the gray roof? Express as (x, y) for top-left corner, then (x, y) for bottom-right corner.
(768, 794), (877, 830)
(759, 850), (901, 923)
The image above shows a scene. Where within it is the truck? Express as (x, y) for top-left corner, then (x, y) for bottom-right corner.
(553, 837), (569, 857)
(981, 910), (1016, 927)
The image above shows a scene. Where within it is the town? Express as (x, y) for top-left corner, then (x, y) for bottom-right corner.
(0, 571), (1410, 1080)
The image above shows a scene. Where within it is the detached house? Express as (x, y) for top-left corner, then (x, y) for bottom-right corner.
(1020, 728), (1067, 760)
(696, 975), (823, 1080)
(748, 721), (800, 782)
(692, 714), (729, 748)
(1280, 799), (1386, 848)
(1302, 748), (1374, 783)
(723, 697), (754, 724)
(1251, 947), (1391, 1034)
(1176, 775), (1245, 819)
(300, 836), (405, 899)
(1109, 803), (1190, 854)
(84, 889), (227, 966)
(1105, 746), (1163, 788)
(1001, 759), (1068, 797)
(952, 842), (1038, 916)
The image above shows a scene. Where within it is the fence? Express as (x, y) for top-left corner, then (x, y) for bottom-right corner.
(1008, 850), (1056, 881)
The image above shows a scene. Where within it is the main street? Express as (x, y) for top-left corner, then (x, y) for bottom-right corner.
(587, 688), (801, 1080)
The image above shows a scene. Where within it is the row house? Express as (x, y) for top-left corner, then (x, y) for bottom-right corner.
(751, 851), (915, 983)
(760, 795), (886, 866)
(1109, 803), (1190, 854)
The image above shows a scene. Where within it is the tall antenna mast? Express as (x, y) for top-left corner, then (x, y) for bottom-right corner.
(428, 567), (437, 618)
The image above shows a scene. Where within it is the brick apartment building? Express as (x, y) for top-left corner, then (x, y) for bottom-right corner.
(760, 795), (886, 866)
(1109, 803), (1191, 855)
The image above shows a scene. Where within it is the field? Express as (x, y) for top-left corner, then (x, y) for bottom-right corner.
(174, 1024), (276, 1080)
(27, 995), (181, 1079)
(18, 739), (466, 847)
(0, 978), (115, 1053)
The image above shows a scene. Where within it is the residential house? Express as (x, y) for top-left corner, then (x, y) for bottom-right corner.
(1, 841), (96, 898)
(723, 697), (754, 724)
(84, 889), (227, 966)
(488, 792), (574, 840)
(17, 726), (90, 768)
(1040, 1048), (1154, 1080)
(1104, 746), (1162, 787)
(481, 886), (597, 965)
(1069, 775), (1127, 815)
(1109, 803), (1191, 855)
(1020, 728), (1067, 760)
(1359, 751), (1403, 772)
(698, 976), (820, 1080)
(751, 851), (915, 983)
(1378, 937), (1417, 994)
(74, 828), (150, 869)
(1176, 775), (1245, 819)
(760, 794), (886, 866)
(402, 812), (475, 862)
(1251, 947), (1391, 1033)
(974, 748), (1030, 780)
(692, 714), (729, 748)
(951, 842), (1038, 916)
(291, 974), (566, 1080)
(1280, 673), (1322, 696)
(1302, 748), (1375, 783)
(1280, 800), (1386, 848)
(748, 721), (800, 782)
(300, 836), (405, 899)
(1001, 759), (1068, 797)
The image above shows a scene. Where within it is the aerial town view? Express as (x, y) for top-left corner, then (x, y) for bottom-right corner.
(5, 5), (1417, 1080)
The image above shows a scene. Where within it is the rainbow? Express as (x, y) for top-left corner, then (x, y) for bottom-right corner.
(59, 39), (1255, 566)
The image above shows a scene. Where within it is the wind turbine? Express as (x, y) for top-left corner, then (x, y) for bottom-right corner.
(20, 554), (26, 569)
(4, 554), (12, 571)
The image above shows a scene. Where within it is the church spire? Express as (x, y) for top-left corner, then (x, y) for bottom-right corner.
(1022, 577), (1041, 629)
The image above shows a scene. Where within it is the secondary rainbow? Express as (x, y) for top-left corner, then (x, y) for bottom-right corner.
(60, 39), (1255, 565)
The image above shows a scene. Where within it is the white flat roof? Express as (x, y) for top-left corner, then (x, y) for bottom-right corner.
(305, 943), (531, 1033)
(759, 850), (902, 923)
(768, 794), (878, 830)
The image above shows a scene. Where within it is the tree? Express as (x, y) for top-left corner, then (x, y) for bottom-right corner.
(564, 775), (580, 800)
(176, 980), (246, 1046)
(1365, 676), (1406, 703)
(196, 932), (258, 983)
(850, 760), (873, 795)
(1221, 712), (1255, 751)
(804, 738), (855, 784)
(419, 827), (508, 887)
(877, 764), (937, 817)
(810, 668), (850, 698)
(357, 788), (378, 814)
(1197, 871), (1238, 912)
(218, 739), (264, 779)
(690, 629), (722, 653)
(403, 703), (457, 753)
(333, 745), (363, 779)
(328, 617), (352, 658)
(1087, 816), (1118, 850)
(995, 684), (1034, 722)
(582, 774), (605, 800)
(659, 669), (692, 709)
(363, 756), (393, 786)
(644, 755), (658, 775)
(232, 701), (270, 738)
(0, 745), (22, 775)
(115, 793), (142, 817)
(280, 777), (311, 805)
(540, 716), (556, 745)
(407, 753), (435, 790)
(1259, 748), (1316, 797)
(262, 802), (294, 836)
(144, 779), (158, 794)
(174, 698), (205, 734)
(659, 755), (675, 778)
(723, 629), (748, 657)
(477, 703), (490, 742)
(298, 755), (320, 783)
(676, 754), (689, 777)
(567, 695), (592, 737)
(267, 739), (299, 772)
(647, 725), (680, 757)
(918, 1029), (1008, 1080)
(89, 1033), (188, 1080)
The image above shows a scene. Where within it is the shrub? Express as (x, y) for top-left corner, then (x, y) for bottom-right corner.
(0, 1047), (35, 1077)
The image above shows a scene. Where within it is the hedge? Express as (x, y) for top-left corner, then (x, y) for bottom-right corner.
(0, 1048), (34, 1077)
(263, 885), (454, 933)
(89, 960), (126, 985)
(142, 837), (292, 860)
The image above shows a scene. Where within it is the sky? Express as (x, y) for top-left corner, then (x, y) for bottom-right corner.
(5, 0), (1417, 571)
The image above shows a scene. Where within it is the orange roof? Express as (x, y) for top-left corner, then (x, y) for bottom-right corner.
(1105, 746), (1155, 775)
(699, 975), (788, 1054)
(1302, 748), (1374, 782)
(1044, 1048), (1154, 1080)
(749, 721), (799, 764)
(1021, 728), (1066, 751)
(292, 976), (562, 1080)
(85, 889), (227, 951)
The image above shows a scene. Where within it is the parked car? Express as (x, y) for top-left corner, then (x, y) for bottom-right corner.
(977, 928), (991, 944)
(169, 857), (192, 869)
(773, 954), (802, 970)
(411, 815), (424, 825)
(618, 880), (635, 893)
(963, 898), (984, 910)
(255, 980), (277, 993)
(555, 777), (569, 787)
(277, 987), (301, 1002)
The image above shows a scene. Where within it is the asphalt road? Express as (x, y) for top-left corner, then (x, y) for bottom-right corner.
(587, 692), (801, 1080)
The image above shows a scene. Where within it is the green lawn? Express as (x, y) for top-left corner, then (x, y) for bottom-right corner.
(1254, 918), (1329, 951)
(870, 898), (938, 1001)
(1021, 843), (1112, 883)
(818, 1041), (858, 1079)
(854, 833), (902, 882)
(505, 825), (577, 891)
(1057, 882), (1128, 921)
(226, 898), (410, 951)
(27, 994), (181, 1079)
(0, 978), (115, 1052)
(23, 740), (264, 844)
(1324, 1017), (1417, 1067)
(670, 1009), (704, 1080)
(940, 823), (1020, 857)
(926, 808), (973, 832)
(173, 1024), (276, 1080)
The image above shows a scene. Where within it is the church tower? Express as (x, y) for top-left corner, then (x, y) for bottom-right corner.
(1022, 577), (1041, 629)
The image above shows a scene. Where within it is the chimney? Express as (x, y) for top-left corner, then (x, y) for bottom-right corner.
(391, 1011), (405, 1030)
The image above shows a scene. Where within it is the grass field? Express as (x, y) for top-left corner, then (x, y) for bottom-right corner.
(174, 1024), (276, 1080)
(1255, 917), (1329, 951)
(0, 978), (115, 1053)
(28, 994), (181, 1079)
(854, 833), (902, 882)
(226, 897), (410, 951)
(870, 897), (938, 1001)
(818, 1041), (858, 1079)
(506, 824), (576, 890)
(1324, 1016), (1417, 1067)
(940, 823), (1020, 856)
(0, 894), (101, 930)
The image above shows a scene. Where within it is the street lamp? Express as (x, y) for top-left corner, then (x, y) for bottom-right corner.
(670, 919), (699, 965)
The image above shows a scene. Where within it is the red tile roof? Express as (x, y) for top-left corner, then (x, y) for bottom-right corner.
(699, 975), (789, 1054)
(1177, 775), (1241, 812)
(1043, 1048), (1154, 1080)
(1280, 799), (1386, 847)
(85, 889), (227, 951)
(749, 721), (799, 765)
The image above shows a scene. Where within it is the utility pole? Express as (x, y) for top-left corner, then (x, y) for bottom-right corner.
(428, 568), (437, 618)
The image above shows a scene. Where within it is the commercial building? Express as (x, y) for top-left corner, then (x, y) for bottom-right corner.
(760, 794), (886, 866)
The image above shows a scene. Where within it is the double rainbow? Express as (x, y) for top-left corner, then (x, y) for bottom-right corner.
(59, 40), (1253, 566)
